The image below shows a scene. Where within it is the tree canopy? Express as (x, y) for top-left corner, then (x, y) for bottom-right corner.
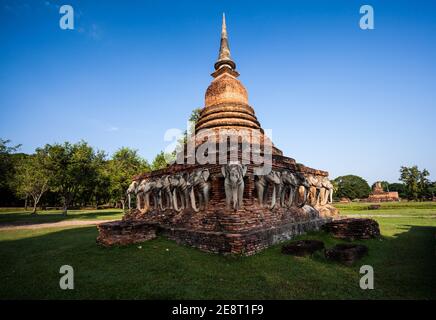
(107, 147), (150, 210)
(399, 165), (431, 200)
(333, 175), (371, 200)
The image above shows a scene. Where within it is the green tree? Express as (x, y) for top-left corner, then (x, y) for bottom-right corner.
(189, 108), (202, 125)
(428, 182), (436, 199)
(40, 141), (102, 215)
(13, 151), (51, 214)
(333, 175), (371, 200)
(107, 147), (150, 211)
(0, 139), (21, 188)
(151, 151), (171, 171)
(388, 183), (407, 199)
(399, 165), (431, 200)
(0, 139), (23, 206)
(74, 149), (107, 207)
(91, 159), (111, 209)
(173, 108), (203, 159)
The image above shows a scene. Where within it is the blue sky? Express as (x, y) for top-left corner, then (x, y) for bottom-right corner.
(1, 0), (435, 184)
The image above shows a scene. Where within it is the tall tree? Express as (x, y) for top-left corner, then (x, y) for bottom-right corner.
(13, 151), (50, 215)
(107, 147), (150, 211)
(40, 141), (101, 215)
(0, 139), (21, 188)
(0, 139), (23, 206)
(399, 165), (430, 200)
(91, 158), (111, 209)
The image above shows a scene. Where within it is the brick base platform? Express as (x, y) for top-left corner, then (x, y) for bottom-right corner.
(97, 215), (330, 255)
(96, 220), (157, 246)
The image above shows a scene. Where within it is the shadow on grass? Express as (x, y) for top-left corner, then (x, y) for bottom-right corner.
(0, 222), (435, 299)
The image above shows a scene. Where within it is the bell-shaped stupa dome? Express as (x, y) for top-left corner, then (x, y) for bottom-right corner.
(193, 14), (282, 157)
(196, 14), (262, 132)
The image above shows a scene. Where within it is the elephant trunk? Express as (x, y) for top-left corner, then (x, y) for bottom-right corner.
(136, 193), (141, 210)
(298, 186), (308, 207)
(190, 189), (200, 212)
(269, 185), (276, 209)
(321, 189), (328, 206)
(172, 190), (182, 212)
(232, 187), (238, 210)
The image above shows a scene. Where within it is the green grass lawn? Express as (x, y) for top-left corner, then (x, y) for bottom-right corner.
(0, 203), (435, 299)
(0, 208), (124, 225)
(337, 201), (436, 217)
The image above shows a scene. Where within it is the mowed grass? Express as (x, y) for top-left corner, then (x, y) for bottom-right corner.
(0, 208), (123, 225)
(0, 203), (435, 299)
(337, 201), (436, 217)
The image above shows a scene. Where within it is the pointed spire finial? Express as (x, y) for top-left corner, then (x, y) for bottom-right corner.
(214, 13), (236, 71)
(222, 12), (227, 36)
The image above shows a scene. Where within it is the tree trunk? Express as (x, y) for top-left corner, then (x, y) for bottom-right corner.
(24, 196), (28, 211)
(31, 201), (38, 215)
(31, 194), (40, 215)
(62, 197), (68, 215)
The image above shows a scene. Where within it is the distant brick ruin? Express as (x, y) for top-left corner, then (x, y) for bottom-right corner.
(98, 15), (338, 255)
(367, 182), (400, 202)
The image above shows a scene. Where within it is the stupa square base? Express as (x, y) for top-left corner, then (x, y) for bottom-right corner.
(161, 217), (330, 255)
(98, 208), (331, 255)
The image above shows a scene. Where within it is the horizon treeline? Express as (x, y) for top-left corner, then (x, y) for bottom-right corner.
(0, 138), (170, 214)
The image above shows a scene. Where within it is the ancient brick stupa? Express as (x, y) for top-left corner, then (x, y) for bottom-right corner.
(367, 182), (400, 202)
(97, 15), (338, 255)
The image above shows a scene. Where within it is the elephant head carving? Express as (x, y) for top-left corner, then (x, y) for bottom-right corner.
(279, 170), (299, 207)
(320, 176), (334, 205)
(152, 177), (164, 211)
(221, 163), (247, 210)
(255, 170), (282, 209)
(169, 174), (189, 212)
(160, 175), (173, 210)
(136, 179), (154, 211)
(187, 169), (211, 212)
(295, 172), (310, 207)
(306, 174), (323, 206)
(126, 180), (139, 210)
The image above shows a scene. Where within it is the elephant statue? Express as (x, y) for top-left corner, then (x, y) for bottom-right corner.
(151, 177), (164, 211)
(170, 174), (189, 212)
(135, 178), (163, 211)
(221, 163), (247, 210)
(136, 179), (153, 210)
(255, 170), (282, 209)
(279, 170), (299, 207)
(306, 174), (323, 206)
(160, 175), (173, 210)
(126, 180), (139, 210)
(295, 172), (310, 207)
(187, 169), (211, 212)
(320, 176), (334, 205)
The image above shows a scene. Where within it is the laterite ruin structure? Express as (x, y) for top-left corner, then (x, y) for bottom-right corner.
(97, 15), (338, 255)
